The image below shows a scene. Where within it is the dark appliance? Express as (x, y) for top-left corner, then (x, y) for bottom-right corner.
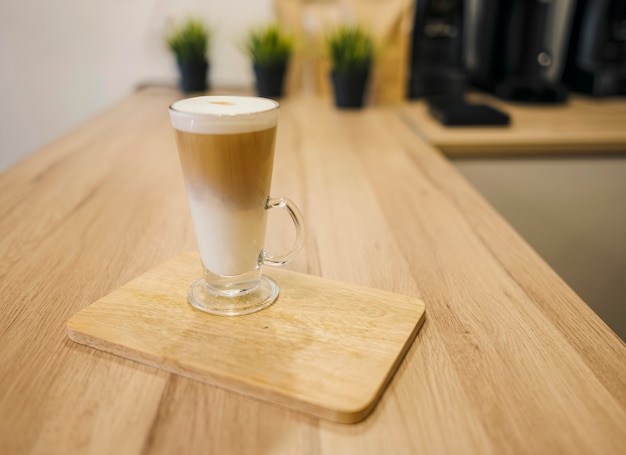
(467, 0), (570, 103)
(407, 0), (465, 100)
(562, 0), (626, 96)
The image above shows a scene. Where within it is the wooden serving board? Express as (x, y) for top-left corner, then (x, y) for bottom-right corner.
(67, 252), (425, 423)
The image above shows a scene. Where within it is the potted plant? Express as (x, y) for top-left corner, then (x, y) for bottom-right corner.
(244, 24), (294, 98)
(167, 18), (211, 93)
(326, 25), (375, 109)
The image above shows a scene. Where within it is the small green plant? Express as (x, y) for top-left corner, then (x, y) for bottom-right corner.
(244, 24), (294, 67)
(326, 25), (374, 74)
(167, 18), (210, 63)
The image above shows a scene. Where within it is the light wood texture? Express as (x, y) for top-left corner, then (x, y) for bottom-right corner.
(400, 93), (626, 155)
(67, 251), (425, 423)
(275, 0), (413, 104)
(1, 87), (625, 454)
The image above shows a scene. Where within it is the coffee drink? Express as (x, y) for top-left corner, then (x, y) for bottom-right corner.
(170, 97), (278, 277)
(174, 127), (276, 276)
(169, 95), (304, 316)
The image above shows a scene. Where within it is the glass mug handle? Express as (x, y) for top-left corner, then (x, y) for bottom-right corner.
(262, 197), (305, 266)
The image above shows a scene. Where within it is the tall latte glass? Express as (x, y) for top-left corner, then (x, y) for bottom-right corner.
(169, 96), (304, 316)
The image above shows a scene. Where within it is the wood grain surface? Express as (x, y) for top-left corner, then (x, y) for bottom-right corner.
(400, 93), (626, 155)
(1, 87), (625, 454)
(66, 251), (426, 423)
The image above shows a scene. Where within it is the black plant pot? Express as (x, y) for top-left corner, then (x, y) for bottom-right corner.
(253, 64), (287, 98)
(330, 69), (370, 109)
(177, 59), (209, 93)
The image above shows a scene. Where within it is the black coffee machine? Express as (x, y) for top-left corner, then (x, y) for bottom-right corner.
(562, 0), (626, 96)
(466, 0), (570, 103)
(407, 0), (465, 100)
(407, 0), (512, 126)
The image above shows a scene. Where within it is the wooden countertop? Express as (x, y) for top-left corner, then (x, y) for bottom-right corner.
(400, 93), (626, 156)
(1, 87), (625, 454)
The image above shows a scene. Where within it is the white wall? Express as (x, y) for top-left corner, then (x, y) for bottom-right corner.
(0, 0), (273, 172)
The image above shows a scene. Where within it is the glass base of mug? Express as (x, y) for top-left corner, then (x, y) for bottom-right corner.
(187, 276), (279, 316)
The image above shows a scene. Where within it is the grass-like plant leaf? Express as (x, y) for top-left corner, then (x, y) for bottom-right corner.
(326, 25), (374, 74)
(245, 24), (293, 67)
(167, 18), (210, 63)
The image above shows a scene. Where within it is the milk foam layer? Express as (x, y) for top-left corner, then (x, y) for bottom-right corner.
(169, 96), (279, 134)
